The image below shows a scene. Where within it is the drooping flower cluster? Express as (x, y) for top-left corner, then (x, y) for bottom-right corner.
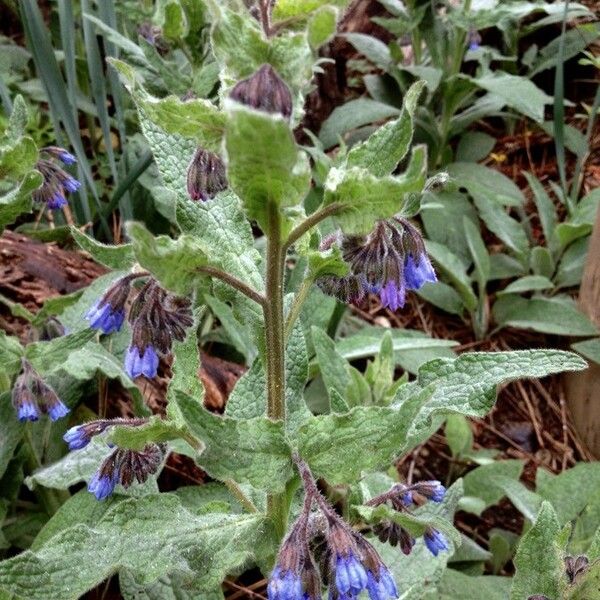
(186, 147), (228, 201)
(33, 146), (80, 210)
(85, 275), (193, 379)
(11, 359), (69, 422)
(268, 457), (399, 600)
(317, 218), (436, 312)
(368, 481), (449, 557)
(63, 418), (162, 500)
(87, 443), (166, 500)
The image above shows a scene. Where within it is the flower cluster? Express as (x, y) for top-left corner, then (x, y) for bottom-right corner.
(317, 218), (436, 312)
(63, 418), (162, 500)
(88, 443), (165, 500)
(11, 359), (69, 422)
(85, 275), (193, 379)
(33, 146), (80, 210)
(269, 458), (399, 600)
(186, 147), (228, 201)
(368, 481), (449, 557)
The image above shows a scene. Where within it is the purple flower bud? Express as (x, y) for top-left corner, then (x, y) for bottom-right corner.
(33, 156), (80, 210)
(424, 528), (448, 556)
(32, 378), (70, 421)
(467, 30), (481, 52)
(401, 491), (413, 505)
(48, 400), (70, 421)
(367, 566), (398, 600)
(379, 280), (406, 311)
(267, 566), (304, 600)
(42, 146), (77, 165)
(124, 345), (159, 379)
(46, 191), (68, 210)
(186, 148), (227, 202)
(88, 443), (165, 500)
(230, 64), (293, 120)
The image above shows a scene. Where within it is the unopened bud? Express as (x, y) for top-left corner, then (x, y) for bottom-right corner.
(186, 148), (227, 201)
(229, 64), (293, 120)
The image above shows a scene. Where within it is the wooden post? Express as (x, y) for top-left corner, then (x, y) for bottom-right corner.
(565, 206), (600, 457)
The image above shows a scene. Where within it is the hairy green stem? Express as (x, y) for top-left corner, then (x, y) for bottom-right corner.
(283, 203), (343, 253)
(197, 266), (267, 308)
(264, 202), (288, 537)
(23, 424), (68, 516)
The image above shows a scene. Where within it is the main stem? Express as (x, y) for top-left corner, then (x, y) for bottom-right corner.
(265, 202), (287, 536)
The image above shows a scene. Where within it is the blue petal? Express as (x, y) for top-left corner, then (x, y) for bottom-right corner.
(47, 193), (67, 210)
(403, 254), (436, 291)
(63, 175), (81, 193)
(17, 402), (40, 422)
(124, 346), (141, 379)
(140, 346), (159, 378)
(379, 280), (405, 311)
(88, 472), (117, 500)
(58, 149), (77, 165)
(63, 425), (89, 450)
(335, 556), (351, 594)
(347, 556), (368, 592)
(48, 400), (70, 421)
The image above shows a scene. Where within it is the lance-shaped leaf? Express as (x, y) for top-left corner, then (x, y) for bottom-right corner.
(324, 145), (427, 235)
(24, 329), (96, 372)
(0, 494), (269, 599)
(0, 136), (38, 180)
(0, 170), (42, 231)
(224, 101), (311, 236)
(176, 391), (293, 492)
(110, 58), (225, 151)
(70, 227), (134, 270)
(396, 350), (588, 452)
(510, 501), (566, 600)
(346, 80), (425, 177)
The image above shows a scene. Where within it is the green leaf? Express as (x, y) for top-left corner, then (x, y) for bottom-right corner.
(175, 391), (292, 492)
(306, 247), (350, 279)
(343, 33), (392, 70)
(311, 326), (351, 406)
(319, 99), (401, 149)
(308, 6), (338, 49)
(493, 296), (597, 336)
(0, 331), (24, 378)
(417, 281), (465, 316)
(472, 72), (552, 123)
(0, 494), (268, 599)
(156, 0), (189, 40)
(70, 227), (134, 270)
(26, 439), (112, 491)
(511, 502), (566, 600)
(462, 460), (525, 515)
(0, 136), (38, 179)
(324, 145), (427, 235)
(446, 163), (524, 207)
(396, 349), (587, 451)
(0, 170), (42, 231)
(210, 4), (312, 101)
(297, 386), (433, 484)
(492, 476), (543, 522)
(127, 222), (209, 294)
(456, 131), (496, 163)
(463, 216), (490, 285)
(225, 322), (310, 431)
(445, 414), (473, 458)
(498, 275), (555, 296)
(0, 393), (24, 480)
(523, 172), (557, 246)
(24, 330), (97, 373)
(110, 58), (225, 151)
(472, 194), (529, 258)
(273, 0), (350, 19)
(224, 102), (310, 235)
(536, 463), (600, 526)
(571, 338), (600, 365)
(5, 95), (29, 139)
(436, 570), (512, 600)
(425, 240), (477, 311)
(346, 80), (424, 177)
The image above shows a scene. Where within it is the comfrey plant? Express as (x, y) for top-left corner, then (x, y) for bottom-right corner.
(0, 2), (589, 598)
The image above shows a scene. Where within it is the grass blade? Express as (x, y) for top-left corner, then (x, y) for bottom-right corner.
(19, 0), (111, 238)
(553, 1), (569, 206)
